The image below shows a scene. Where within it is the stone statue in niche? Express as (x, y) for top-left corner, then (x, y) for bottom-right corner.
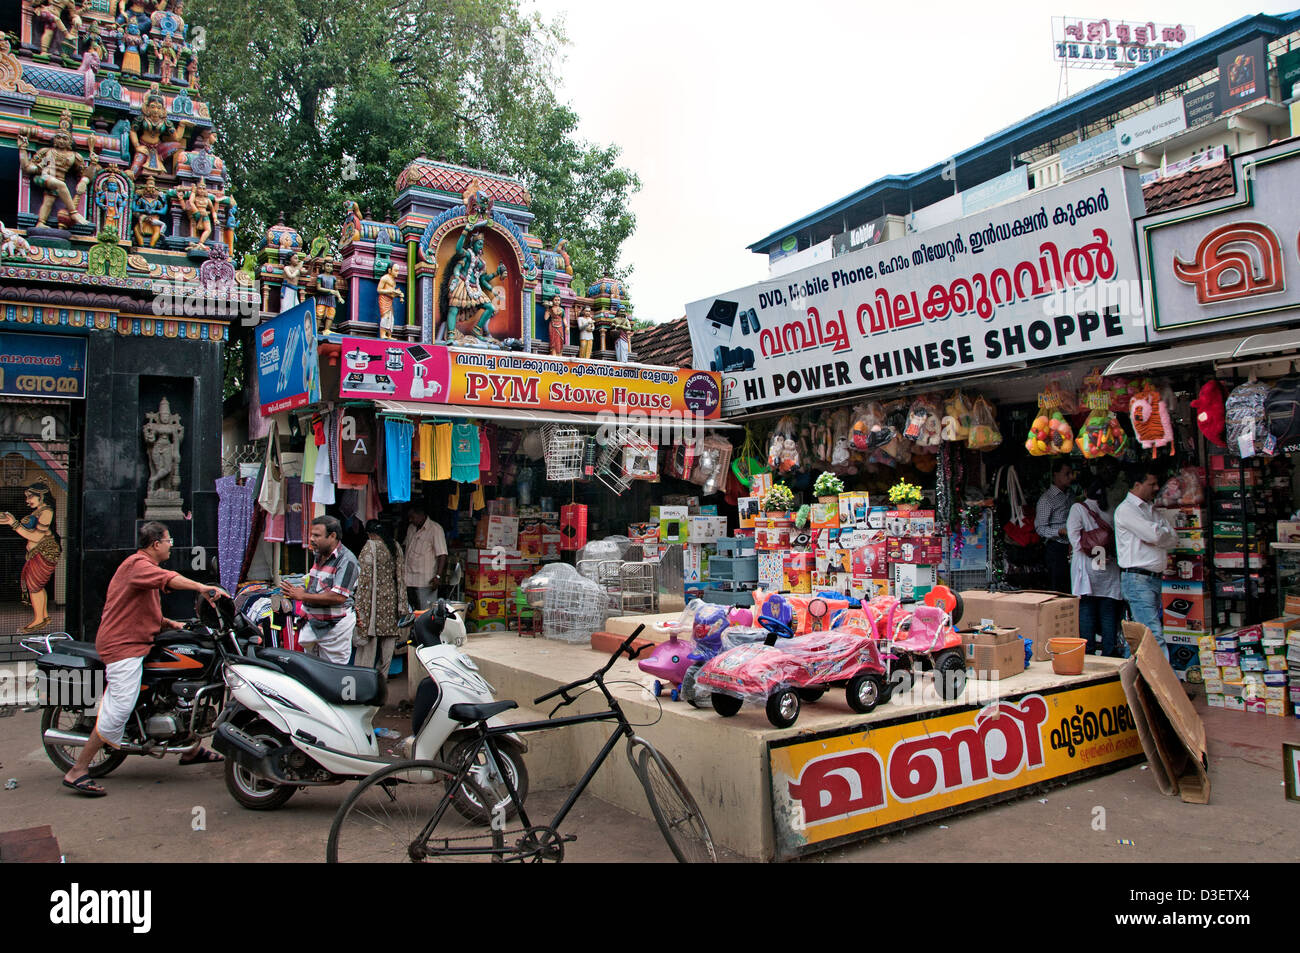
(17, 110), (97, 228)
(143, 398), (186, 520)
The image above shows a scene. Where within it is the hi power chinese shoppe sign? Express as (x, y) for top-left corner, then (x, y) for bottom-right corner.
(687, 167), (1148, 415)
(0, 330), (87, 399)
(338, 337), (722, 419)
(1137, 143), (1300, 338)
(769, 679), (1142, 859)
(257, 300), (321, 415)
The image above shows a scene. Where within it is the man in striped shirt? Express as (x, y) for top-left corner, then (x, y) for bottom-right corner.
(283, 515), (360, 665)
(1035, 460), (1076, 595)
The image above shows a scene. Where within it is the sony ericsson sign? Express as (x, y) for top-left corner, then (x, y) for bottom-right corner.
(686, 167), (1148, 414)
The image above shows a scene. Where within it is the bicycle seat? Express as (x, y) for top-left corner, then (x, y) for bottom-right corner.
(255, 647), (387, 707)
(448, 700), (518, 723)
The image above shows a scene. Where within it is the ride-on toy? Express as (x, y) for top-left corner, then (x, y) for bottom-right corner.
(639, 603), (730, 701)
(886, 586), (967, 701)
(696, 594), (890, 729)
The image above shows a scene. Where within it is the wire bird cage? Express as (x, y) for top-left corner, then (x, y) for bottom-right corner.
(540, 573), (608, 644)
(543, 424), (585, 482)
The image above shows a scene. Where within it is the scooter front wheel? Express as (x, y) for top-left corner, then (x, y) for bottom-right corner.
(225, 730), (296, 811)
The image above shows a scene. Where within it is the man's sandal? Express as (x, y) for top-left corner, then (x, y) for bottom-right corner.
(62, 775), (106, 797)
(179, 748), (223, 766)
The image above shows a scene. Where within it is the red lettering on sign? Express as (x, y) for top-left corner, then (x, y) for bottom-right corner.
(1172, 221), (1284, 304)
(786, 749), (885, 824)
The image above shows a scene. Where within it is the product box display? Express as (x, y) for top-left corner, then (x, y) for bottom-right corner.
(837, 494), (871, 528)
(688, 515), (728, 543)
(891, 563), (935, 601)
(958, 590), (1079, 662)
(1162, 581), (1206, 632)
(1165, 553), (1205, 581)
(757, 552), (784, 590)
(964, 636), (1026, 679)
(885, 536), (944, 565)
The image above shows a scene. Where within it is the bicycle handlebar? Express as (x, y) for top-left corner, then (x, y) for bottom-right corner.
(533, 625), (647, 707)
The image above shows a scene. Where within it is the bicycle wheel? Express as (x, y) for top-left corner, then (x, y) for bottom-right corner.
(635, 745), (718, 863)
(327, 760), (502, 863)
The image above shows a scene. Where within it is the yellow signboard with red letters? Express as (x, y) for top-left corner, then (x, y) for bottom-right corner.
(768, 679), (1142, 859)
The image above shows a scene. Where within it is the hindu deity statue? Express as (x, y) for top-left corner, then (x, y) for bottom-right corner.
(186, 50), (199, 90)
(577, 304), (595, 360)
(178, 127), (224, 181)
(612, 307), (632, 363)
(95, 177), (128, 236)
(157, 35), (180, 86)
(280, 253), (304, 311)
(546, 295), (567, 356)
(117, 18), (150, 75)
(443, 224), (505, 340)
(17, 110), (97, 228)
(127, 84), (185, 180)
(376, 263), (404, 339)
(173, 180), (221, 248)
(142, 397), (185, 520)
(34, 0), (85, 57)
(132, 174), (168, 247)
(151, 0), (187, 42)
(314, 259), (343, 334)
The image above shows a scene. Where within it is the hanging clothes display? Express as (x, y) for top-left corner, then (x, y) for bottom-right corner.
(384, 418), (414, 502)
(301, 434), (318, 485)
(451, 422), (481, 483)
(313, 429), (337, 504)
(216, 475), (255, 595)
(284, 477), (304, 545)
(336, 408), (372, 488)
(470, 481), (486, 512)
(418, 423), (435, 481)
(434, 422), (453, 481)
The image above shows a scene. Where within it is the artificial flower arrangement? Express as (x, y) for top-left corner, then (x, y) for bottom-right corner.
(762, 482), (796, 513)
(887, 479), (923, 506)
(813, 472), (845, 498)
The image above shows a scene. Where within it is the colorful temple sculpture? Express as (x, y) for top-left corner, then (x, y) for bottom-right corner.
(0, 1), (246, 644)
(330, 158), (636, 361)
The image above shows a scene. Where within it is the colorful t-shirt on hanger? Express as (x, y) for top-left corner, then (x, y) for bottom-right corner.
(450, 422), (480, 483)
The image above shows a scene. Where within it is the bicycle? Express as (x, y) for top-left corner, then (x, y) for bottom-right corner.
(326, 627), (718, 863)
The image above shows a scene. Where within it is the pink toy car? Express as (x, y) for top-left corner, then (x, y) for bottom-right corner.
(696, 607), (889, 729)
(878, 587), (967, 701)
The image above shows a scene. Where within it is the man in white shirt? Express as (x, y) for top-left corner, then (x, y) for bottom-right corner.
(404, 504), (447, 610)
(1114, 470), (1178, 659)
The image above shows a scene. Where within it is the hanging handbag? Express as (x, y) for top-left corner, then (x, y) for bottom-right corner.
(1076, 502), (1114, 558)
(997, 465), (1038, 547)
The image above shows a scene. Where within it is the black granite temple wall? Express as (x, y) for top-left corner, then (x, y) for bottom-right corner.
(79, 333), (224, 635)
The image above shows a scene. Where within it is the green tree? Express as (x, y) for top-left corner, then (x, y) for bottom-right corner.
(191, 0), (639, 395)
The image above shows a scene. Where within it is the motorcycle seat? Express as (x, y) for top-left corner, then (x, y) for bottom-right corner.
(255, 647), (387, 707)
(448, 700), (518, 724)
(56, 640), (103, 663)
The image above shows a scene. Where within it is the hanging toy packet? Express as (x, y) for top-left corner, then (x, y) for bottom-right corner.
(967, 396), (1002, 450)
(1076, 368), (1128, 459)
(1026, 376), (1074, 456)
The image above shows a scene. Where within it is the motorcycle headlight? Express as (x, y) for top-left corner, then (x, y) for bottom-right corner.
(222, 667), (245, 691)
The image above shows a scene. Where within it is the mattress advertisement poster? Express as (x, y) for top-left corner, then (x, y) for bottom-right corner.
(685, 167), (1149, 415)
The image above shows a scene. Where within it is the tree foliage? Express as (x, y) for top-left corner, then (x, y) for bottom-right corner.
(191, 0), (640, 395)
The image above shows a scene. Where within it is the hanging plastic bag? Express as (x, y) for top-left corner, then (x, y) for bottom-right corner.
(1075, 368), (1126, 459)
(767, 415), (800, 472)
(941, 390), (973, 443)
(851, 402), (887, 451)
(906, 395), (942, 453)
(1026, 377), (1076, 456)
(829, 407), (853, 468)
(1224, 379), (1274, 458)
(967, 396), (1002, 450)
(688, 433), (733, 496)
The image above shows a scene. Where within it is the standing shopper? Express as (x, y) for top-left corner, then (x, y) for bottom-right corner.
(1067, 481), (1125, 657)
(284, 516), (360, 665)
(353, 519), (409, 674)
(1115, 470), (1178, 660)
(1036, 460), (1076, 594)
(404, 504), (446, 610)
(61, 522), (231, 797)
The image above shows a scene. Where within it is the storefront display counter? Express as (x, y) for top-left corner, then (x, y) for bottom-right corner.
(463, 635), (1141, 860)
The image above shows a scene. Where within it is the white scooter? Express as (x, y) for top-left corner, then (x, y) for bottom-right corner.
(213, 600), (527, 815)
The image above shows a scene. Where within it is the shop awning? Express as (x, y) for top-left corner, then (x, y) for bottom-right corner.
(1102, 338), (1247, 376)
(1228, 327), (1300, 361)
(373, 400), (742, 430)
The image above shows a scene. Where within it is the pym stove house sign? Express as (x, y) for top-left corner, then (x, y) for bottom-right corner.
(686, 167), (1149, 415)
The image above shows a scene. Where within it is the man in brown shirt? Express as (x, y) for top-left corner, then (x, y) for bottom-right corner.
(63, 522), (230, 797)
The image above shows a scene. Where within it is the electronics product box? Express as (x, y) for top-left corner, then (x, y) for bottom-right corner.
(540, 527), (561, 561)
(465, 566), (507, 596)
(688, 516), (728, 543)
(737, 497), (759, 529)
(783, 552), (813, 593)
(867, 506), (889, 530)
(1165, 553), (1205, 581)
(1162, 581), (1206, 632)
(850, 542), (888, 577)
(838, 494), (871, 528)
(482, 516), (519, 550)
(1213, 552), (1267, 570)
(810, 502), (840, 530)
(1157, 507), (1207, 530)
(1172, 531), (1206, 553)
(1165, 633), (1201, 680)
(1262, 617), (1300, 640)
(658, 507), (689, 544)
(886, 536), (944, 565)
(892, 563), (935, 602)
(907, 510), (937, 535)
(699, 505), (719, 517)
(1279, 521), (1300, 543)
(682, 544), (704, 585)
(958, 590), (1080, 662)
(662, 495), (701, 512)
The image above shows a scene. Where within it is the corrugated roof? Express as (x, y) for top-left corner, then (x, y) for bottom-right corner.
(634, 317), (694, 368)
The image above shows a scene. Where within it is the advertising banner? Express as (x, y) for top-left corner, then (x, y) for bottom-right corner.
(1218, 38), (1268, 111)
(338, 337), (722, 419)
(687, 167), (1148, 415)
(1279, 49), (1300, 101)
(256, 300), (321, 415)
(960, 167), (1030, 216)
(769, 679), (1142, 859)
(1183, 85), (1220, 126)
(833, 216), (889, 258)
(1114, 97), (1186, 153)
(1059, 132), (1120, 178)
(0, 331), (87, 399)
(1137, 142), (1300, 337)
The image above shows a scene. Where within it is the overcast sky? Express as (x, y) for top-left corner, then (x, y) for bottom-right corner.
(526, 0), (1296, 321)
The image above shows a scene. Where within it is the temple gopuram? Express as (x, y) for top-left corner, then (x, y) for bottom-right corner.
(0, 1), (245, 649)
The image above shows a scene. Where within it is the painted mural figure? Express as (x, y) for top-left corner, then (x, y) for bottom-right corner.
(577, 304), (594, 360)
(376, 262), (404, 339)
(132, 174), (168, 247)
(17, 112), (97, 228)
(0, 483), (62, 633)
(444, 224), (506, 340)
(546, 294), (567, 356)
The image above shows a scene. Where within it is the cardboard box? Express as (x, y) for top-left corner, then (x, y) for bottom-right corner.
(1220, 665), (1243, 681)
(757, 552), (784, 589)
(1266, 699), (1290, 717)
(891, 563), (935, 601)
(1158, 507), (1207, 530)
(783, 552), (813, 594)
(1166, 553), (1205, 581)
(481, 516), (519, 550)
(838, 494), (870, 528)
(688, 516), (727, 543)
(959, 626), (1022, 647)
(1162, 582), (1206, 632)
(957, 590), (1078, 662)
(966, 639), (1026, 679)
(810, 503), (840, 531)
(850, 542), (888, 577)
(1206, 693), (1225, 708)
(1203, 678), (1224, 694)
(1214, 651), (1240, 667)
(1223, 695), (1246, 711)
(886, 536), (944, 565)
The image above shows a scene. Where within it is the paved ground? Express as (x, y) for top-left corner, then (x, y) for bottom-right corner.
(0, 669), (1296, 863)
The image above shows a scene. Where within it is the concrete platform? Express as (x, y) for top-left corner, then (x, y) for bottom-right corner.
(464, 634), (1135, 860)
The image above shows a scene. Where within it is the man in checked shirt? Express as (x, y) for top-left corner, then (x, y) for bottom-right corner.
(1036, 460), (1077, 595)
(283, 515), (361, 665)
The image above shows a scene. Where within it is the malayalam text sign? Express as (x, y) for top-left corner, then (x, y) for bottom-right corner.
(0, 331), (86, 399)
(769, 679), (1142, 859)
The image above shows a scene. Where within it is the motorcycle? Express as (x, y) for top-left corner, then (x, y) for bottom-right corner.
(23, 595), (258, 779)
(214, 599), (528, 818)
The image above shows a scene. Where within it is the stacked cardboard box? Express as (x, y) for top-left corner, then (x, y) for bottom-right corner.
(1201, 618), (1296, 716)
(1159, 505), (1208, 683)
